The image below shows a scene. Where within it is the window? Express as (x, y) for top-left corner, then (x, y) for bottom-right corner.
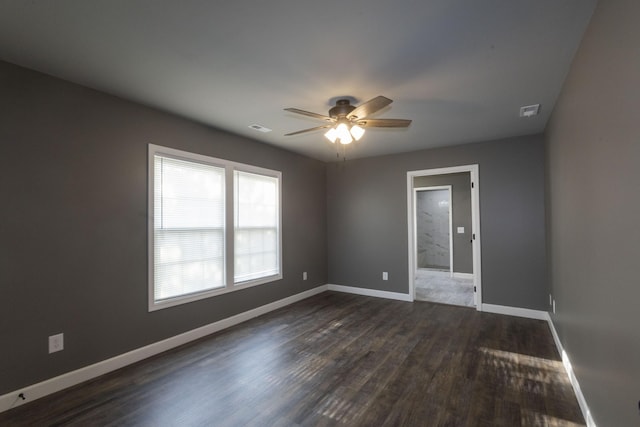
(153, 156), (225, 301)
(149, 145), (282, 310)
(234, 171), (280, 283)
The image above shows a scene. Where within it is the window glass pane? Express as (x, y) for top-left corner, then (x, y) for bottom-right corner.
(234, 171), (280, 283)
(154, 155), (225, 301)
(155, 157), (224, 229)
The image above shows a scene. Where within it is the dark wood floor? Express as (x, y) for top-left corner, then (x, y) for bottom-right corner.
(1, 292), (585, 426)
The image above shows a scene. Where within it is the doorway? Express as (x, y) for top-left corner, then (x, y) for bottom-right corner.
(407, 165), (482, 309)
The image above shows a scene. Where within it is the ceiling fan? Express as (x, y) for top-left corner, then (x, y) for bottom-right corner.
(284, 96), (411, 145)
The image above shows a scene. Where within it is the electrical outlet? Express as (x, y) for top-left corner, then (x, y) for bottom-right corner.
(49, 333), (64, 353)
(303, 271), (307, 280)
(382, 272), (388, 280)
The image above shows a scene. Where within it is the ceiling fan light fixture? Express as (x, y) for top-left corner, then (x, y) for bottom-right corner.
(336, 123), (353, 144)
(339, 134), (353, 145)
(285, 96), (411, 145)
(350, 124), (365, 141)
(324, 127), (338, 143)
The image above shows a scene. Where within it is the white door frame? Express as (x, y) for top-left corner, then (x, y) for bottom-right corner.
(407, 165), (482, 309)
(414, 186), (453, 275)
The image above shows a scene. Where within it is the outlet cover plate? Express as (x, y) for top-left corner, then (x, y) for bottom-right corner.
(49, 333), (64, 353)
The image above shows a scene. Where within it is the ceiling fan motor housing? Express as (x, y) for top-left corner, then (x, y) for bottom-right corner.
(329, 99), (356, 119)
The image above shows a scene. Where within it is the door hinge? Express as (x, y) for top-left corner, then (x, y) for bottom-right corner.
(474, 286), (477, 292)
(471, 182), (474, 188)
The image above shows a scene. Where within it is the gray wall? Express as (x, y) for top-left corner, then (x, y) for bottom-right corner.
(327, 134), (547, 309)
(414, 173), (473, 273)
(0, 60), (327, 395)
(545, 0), (640, 425)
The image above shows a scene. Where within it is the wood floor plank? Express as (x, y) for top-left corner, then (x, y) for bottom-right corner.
(0, 292), (585, 426)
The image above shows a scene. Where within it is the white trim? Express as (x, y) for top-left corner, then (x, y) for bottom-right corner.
(0, 285), (328, 414)
(327, 284), (413, 302)
(546, 315), (597, 427)
(470, 166), (481, 307)
(447, 186), (453, 275)
(407, 165), (482, 309)
(481, 303), (548, 320)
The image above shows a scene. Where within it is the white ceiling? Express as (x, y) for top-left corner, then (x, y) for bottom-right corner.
(0, 0), (596, 162)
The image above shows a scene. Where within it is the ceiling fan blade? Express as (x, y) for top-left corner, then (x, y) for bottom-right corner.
(285, 124), (333, 136)
(358, 118), (412, 128)
(347, 96), (393, 120)
(284, 108), (332, 121)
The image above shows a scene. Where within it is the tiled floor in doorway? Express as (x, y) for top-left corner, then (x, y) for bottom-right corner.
(415, 269), (474, 307)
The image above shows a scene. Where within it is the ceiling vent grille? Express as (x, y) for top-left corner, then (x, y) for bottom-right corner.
(248, 124), (272, 133)
(519, 104), (541, 118)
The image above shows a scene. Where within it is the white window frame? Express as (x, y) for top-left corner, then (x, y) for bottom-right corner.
(148, 144), (282, 311)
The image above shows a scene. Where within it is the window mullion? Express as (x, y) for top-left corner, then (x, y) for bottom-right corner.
(225, 166), (235, 289)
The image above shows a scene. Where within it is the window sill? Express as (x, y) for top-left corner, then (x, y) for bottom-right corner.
(148, 273), (283, 312)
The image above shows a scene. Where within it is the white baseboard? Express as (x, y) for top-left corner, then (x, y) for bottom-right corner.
(452, 272), (474, 280)
(546, 314), (597, 427)
(327, 284), (413, 302)
(481, 303), (548, 320)
(0, 285), (328, 414)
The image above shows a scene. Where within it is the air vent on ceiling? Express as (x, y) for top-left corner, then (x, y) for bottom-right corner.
(520, 104), (541, 118)
(248, 124), (272, 133)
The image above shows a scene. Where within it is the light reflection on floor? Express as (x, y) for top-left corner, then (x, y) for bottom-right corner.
(480, 347), (585, 427)
(521, 410), (587, 427)
(480, 347), (566, 384)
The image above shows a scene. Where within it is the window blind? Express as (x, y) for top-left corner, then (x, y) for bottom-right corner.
(154, 155), (225, 301)
(234, 170), (280, 283)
